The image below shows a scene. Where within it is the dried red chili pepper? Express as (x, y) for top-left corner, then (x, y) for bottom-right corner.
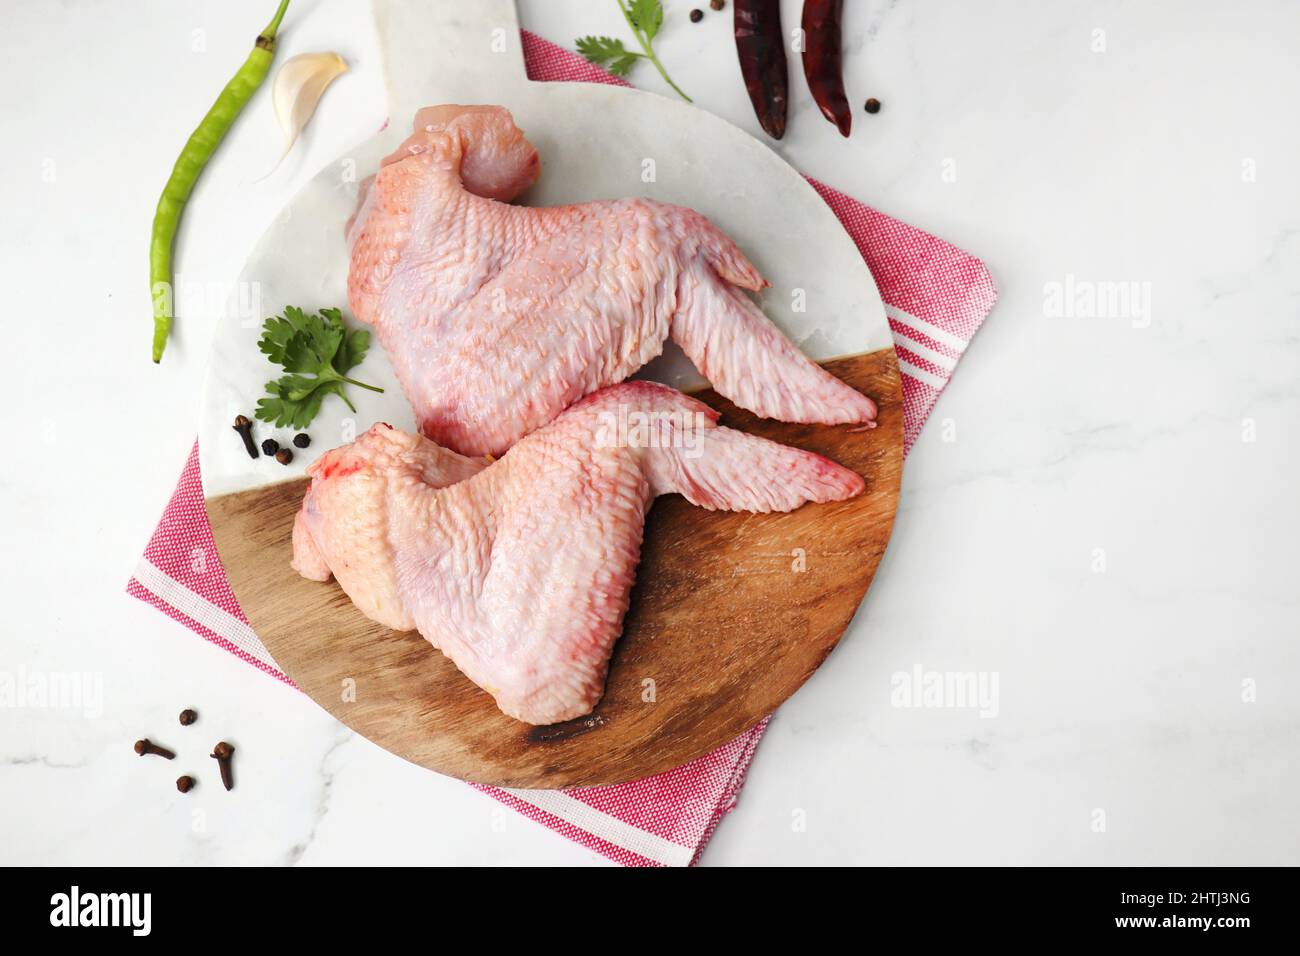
(734, 0), (788, 139)
(801, 0), (851, 136)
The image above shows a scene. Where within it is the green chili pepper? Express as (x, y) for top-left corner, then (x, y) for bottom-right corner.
(150, 0), (291, 363)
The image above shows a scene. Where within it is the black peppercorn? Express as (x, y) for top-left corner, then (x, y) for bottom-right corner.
(179, 708), (197, 726)
(293, 433), (310, 449)
(864, 98), (882, 114)
(176, 775), (195, 793)
(710, 0), (724, 9)
(689, 8), (703, 22)
(275, 448), (294, 465)
(261, 438), (280, 456)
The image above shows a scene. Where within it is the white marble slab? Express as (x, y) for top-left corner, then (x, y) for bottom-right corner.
(199, 0), (888, 497)
(3, 0), (1299, 866)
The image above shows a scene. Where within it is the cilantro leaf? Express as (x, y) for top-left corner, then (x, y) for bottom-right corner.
(576, 1), (689, 101)
(253, 306), (383, 430)
(625, 0), (663, 42)
(576, 35), (642, 76)
(257, 309), (303, 367)
(605, 52), (640, 77)
(332, 327), (371, 377)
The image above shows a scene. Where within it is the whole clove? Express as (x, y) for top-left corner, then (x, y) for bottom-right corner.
(232, 415), (258, 459)
(134, 738), (176, 760)
(211, 741), (235, 791)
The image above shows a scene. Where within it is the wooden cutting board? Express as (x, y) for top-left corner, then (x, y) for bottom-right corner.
(199, 0), (906, 789)
(206, 350), (902, 788)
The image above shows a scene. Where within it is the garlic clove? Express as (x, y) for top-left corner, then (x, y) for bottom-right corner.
(262, 52), (348, 177)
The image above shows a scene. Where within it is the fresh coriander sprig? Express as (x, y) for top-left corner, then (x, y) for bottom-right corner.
(577, 0), (691, 102)
(254, 306), (383, 429)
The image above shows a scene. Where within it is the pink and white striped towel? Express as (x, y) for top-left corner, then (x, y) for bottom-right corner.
(127, 32), (996, 867)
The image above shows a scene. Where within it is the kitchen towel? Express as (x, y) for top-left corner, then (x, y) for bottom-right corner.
(128, 31), (996, 867)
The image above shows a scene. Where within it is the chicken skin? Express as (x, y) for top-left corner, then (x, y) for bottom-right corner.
(346, 104), (878, 458)
(292, 382), (864, 724)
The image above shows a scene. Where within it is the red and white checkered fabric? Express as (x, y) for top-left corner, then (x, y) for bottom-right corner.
(128, 31), (996, 867)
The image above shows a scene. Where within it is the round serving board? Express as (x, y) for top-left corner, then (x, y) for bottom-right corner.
(207, 352), (901, 788)
(199, 0), (904, 788)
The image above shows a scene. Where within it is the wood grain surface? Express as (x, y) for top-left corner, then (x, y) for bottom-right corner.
(206, 349), (903, 788)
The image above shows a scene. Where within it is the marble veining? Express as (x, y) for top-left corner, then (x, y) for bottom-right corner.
(1, 0), (1297, 865)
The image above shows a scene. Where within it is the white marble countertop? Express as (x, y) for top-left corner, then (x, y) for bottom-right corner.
(2, 0), (1297, 866)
